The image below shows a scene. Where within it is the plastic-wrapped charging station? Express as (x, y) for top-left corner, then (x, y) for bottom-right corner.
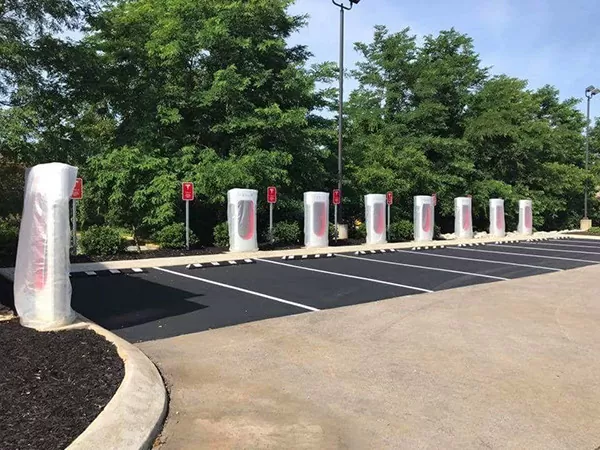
(14, 163), (78, 330)
(414, 195), (434, 242)
(518, 199), (533, 235)
(489, 199), (505, 237)
(365, 194), (387, 245)
(227, 189), (258, 252)
(454, 197), (473, 239)
(304, 192), (329, 248)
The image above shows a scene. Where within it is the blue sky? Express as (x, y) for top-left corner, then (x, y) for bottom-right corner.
(288, 0), (600, 118)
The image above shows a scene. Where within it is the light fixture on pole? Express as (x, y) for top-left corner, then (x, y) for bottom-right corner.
(584, 85), (599, 220)
(331, 0), (359, 227)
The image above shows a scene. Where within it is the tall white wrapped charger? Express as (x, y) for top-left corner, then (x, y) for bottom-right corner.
(227, 189), (258, 252)
(454, 197), (473, 239)
(518, 199), (533, 235)
(14, 162), (78, 330)
(304, 192), (329, 248)
(414, 195), (434, 242)
(489, 199), (505, 237)
(364, 194), (387, 244)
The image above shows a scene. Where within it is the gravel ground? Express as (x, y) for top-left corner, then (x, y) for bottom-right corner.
(0, 319), (124, 450)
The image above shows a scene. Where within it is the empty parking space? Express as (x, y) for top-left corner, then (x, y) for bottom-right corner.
(429, 246), (598, 269)
(70, 237), (600, 342)
(160, 260), (419, 310)
(341, 250), (555, 279)
(265, 254), (501, 291)
(72, 269), (307, 343)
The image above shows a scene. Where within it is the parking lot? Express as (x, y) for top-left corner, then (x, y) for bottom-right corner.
(71, 237), (600, 343)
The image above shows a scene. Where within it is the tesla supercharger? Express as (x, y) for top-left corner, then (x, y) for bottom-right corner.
(304, 191), (329, 248)
(227, 188), (258, 252)
(14, 163), (78, 330)
(518, 199), (533, 235)
(414, 195), (434, 242)
(365, 194), (387, 244)
(489, 198), (505, 238)
(454, 197), (473, 239)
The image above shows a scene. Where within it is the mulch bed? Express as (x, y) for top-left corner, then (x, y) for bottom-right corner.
(0, 318), (124, 450)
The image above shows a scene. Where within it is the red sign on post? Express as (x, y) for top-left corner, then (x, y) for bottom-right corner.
(333, 189), (341, 205)
(267, 186), (277, 204)
(386, 191), (393, 205)
(182, 182), (194, 201)
(71, 178), (83, 200)
(432, 193), (437, 206)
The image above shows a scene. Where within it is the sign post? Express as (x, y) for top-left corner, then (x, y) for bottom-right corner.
(333, 189), (341, 241)
(267, 186), (277, 243)
(182, 182), (194, 250)
(70, 178), (83, 255)
(432, 192), (437, 206)
(386, 191), (393, 242)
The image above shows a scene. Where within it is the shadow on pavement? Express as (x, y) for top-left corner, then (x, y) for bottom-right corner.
(71, 275), (207, 331)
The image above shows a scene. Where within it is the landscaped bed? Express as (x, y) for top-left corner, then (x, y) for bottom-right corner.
(0, 303), (124, 450)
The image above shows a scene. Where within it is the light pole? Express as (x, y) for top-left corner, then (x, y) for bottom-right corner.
(584, 85), (600, 220)
(332, 0), (359, 225)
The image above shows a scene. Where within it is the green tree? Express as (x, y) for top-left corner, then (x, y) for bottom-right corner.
(70, 0), (335, 241)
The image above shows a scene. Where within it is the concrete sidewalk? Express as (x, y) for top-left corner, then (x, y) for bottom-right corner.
(139, 265), (600, 450)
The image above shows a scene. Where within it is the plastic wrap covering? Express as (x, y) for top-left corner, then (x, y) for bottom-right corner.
(414, 195), (434, 242)
(227, 189), (258, 252)
(364, 194), (387, 245)
(454, 197), (473, 239)
(14, 163), (78, 330)
(489, 199), (505, 238)
(304, 192), (329, 248)
(517, 199), (533, 235)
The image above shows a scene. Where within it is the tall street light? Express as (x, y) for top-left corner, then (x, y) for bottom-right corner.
(584, 85), (600, 220)
(332, 0), (359, 225)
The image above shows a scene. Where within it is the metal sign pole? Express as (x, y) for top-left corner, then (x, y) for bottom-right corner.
(72, 199), (77, 255)
(387, 203), (390, 242)
(269, 202), (274, 243)
(334, 204), (338, 242)
(185, 200), (190, 250)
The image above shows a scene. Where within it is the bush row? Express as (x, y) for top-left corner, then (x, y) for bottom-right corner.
(0, 218), (442, 257)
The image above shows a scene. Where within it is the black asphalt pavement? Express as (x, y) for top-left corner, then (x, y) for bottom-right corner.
(70, 238), (600, 343)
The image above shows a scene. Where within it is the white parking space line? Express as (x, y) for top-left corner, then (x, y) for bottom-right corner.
(397, 250), (562, 272)
(520, 241), (600, 250)
(456, 248), (599, 264)
(256, 258), (433, 293)
(489, 244), (600, 255)
(154, 267), (319, 312)
(336, 254), (509, 281)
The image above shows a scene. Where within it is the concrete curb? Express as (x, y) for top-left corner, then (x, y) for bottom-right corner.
(60, 316), (167, 450)
(1, 232), (598, 278)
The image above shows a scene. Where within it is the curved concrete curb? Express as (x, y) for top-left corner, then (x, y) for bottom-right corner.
(62, 316), (167, 450)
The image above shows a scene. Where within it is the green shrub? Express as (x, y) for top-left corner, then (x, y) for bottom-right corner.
(587, 226), (600, 235)
(80, 226), (125, 256)
(213, 222), (229, 248)
(328, 223), (337, 240)
(270, 221), (301, 245)
(351, 222), (367, 240)
(0, 216), (19, 255)
(154, 223), (198, 249)
(389, 220), (413, 242)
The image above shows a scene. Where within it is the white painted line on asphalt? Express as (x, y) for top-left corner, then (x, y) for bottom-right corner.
(256, 258), (433, 293)
(520, 241), (600, 250)
(397, 250), (562, 272)
(109, 269), (121, 274)
(85, 271), (97, 276)
(455, 248), (599, 264)
(489, 244), (600, 256)
(337, 254), (508, 281)
(154, 267), (320, 312)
